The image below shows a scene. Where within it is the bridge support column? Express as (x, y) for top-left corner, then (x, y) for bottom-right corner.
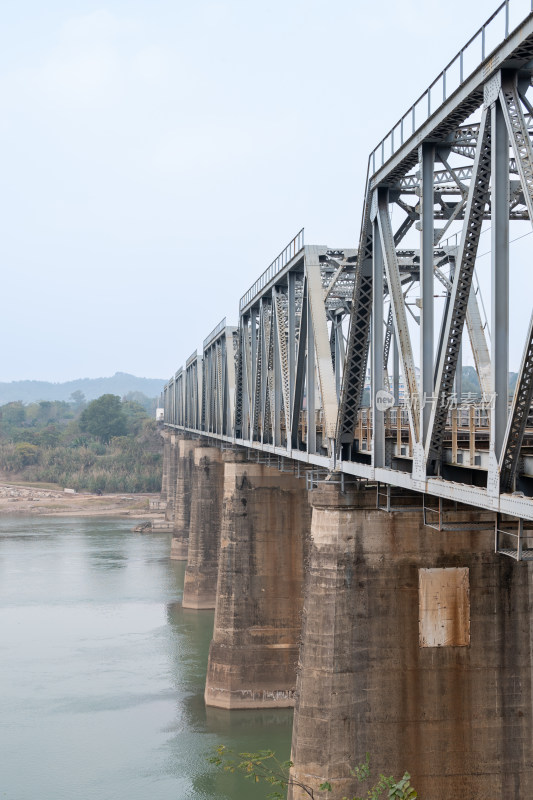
(289, 489), (533, 799)
(170, 438), (195, 560)
(164, 433), (181, 523)
(288, 482), (362, 800)
(182, 445), (223, 609)
(160, 431), (170, 503)
(204, 458), (310, 709)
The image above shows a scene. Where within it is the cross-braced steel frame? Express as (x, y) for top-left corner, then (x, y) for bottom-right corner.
(162, 3), (533, 558)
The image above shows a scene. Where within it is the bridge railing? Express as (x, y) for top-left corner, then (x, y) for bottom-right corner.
(370, 0), (532, 176)
(203, 317), (227, 350)
(186, 350), (198, 367)
(239, 228), (304, 313)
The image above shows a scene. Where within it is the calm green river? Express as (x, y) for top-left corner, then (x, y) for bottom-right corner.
(0, 517), (293, 800)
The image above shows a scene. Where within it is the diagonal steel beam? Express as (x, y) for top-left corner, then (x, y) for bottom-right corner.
(274, 290), (291, 439)
(377, 187), (420, 444)
(383, 305), (393, 390)
(252, 304), (263, 440)
(324, 259), (347, 302)
(425, 106), (491, 473)
(215, 340), (223, 433)
(306, 246), (339, 444)
(393, 215), (414, 247)
(291, 278), (307, 450)
(336, 173), (373, 451)
(265, 301), (274, 442)
(500, 312), (533, 492)
(272, 297), (282, 446)
(500, 72), (533, 221)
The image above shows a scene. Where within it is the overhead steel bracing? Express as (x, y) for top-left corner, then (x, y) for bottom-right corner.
(162, 3), (533, 552)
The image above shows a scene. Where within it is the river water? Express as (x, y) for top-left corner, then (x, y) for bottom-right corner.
(0, 517), (293, 800)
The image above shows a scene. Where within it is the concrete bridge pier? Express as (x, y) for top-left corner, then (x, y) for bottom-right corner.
(288, 485), (533, 800)
(164, 432), (181, 523)
(170, 438), (195, 560)
(182, 444), (224, 609)
(204, 457), (310, 709)
(288, 482), (361, 800)
(160, 430), (170, 503)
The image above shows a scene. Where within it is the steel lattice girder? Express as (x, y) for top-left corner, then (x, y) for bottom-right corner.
(425, 107), (492, 473)
(162, 11), (533, 525)
(336, 178), (373, 448)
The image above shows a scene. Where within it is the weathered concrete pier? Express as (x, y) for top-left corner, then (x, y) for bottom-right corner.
(158, 6), (533, 797)
(160, 436), (533, 798)
(204, 457), (309, 709)
(167, 437), (194, 560)
(182, 444), (223, 608)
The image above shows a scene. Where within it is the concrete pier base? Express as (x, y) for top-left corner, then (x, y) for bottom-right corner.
(288, 483), (361, 800)
(204, 459), (310, 709)
(164, 433), (180, 522)
(288, 485), (533, 800)
(160, 431), (170, 503)
(182, 445), (223, 609)
(170, 438), (195, 561)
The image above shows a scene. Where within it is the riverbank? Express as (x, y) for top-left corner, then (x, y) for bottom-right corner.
(0, 481), (162, 518)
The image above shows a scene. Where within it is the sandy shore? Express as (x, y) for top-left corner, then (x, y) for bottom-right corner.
(0, 482), (164, 519)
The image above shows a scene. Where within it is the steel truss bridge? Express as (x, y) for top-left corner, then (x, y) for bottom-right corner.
(163, 1), (533, 560)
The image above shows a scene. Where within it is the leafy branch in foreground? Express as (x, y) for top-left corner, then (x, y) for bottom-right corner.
(208, 746), (321, 799)
(209, 746), (417, 800)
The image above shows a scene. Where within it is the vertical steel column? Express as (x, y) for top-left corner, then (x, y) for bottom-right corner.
(307, 295), (316, 454)
(334, 317), (344, 399)
(420, 142), (435, 442)
(250, 308), (257, 430)
(273, 297), (282, 447)
(241, 320), (251, 441)
(206, 350), (212, 431)
(392, 336), (399, 403)
(288, 271), (296, 408)
(291, 281), (307, 450)
(491, 99), (509, 462)
(372, 211), (385, 468)
(455, 344), (463, 402)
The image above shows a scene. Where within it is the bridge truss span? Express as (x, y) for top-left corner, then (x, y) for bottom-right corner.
(162, 4), (533, 558)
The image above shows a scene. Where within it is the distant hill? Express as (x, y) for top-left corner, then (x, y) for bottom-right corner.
(458, 366), (518, 398)
(0, 372), (166, 405)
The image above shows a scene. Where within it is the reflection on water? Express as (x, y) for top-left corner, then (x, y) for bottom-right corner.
(0, 517), (292, 800)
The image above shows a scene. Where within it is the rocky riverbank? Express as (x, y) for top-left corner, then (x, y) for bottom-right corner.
(0, 482), (163, 518)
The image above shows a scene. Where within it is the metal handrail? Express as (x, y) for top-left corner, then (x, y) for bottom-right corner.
(203, 317), (227, 350)
(239, 228), (304, 312)
(369, 0), (531, 176)
(186, 350), (198, 368)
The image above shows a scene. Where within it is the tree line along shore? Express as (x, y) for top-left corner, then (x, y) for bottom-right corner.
(0, 392), (163, 495)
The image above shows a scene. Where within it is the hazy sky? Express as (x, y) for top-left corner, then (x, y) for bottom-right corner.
(0, 0), (517, 382)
